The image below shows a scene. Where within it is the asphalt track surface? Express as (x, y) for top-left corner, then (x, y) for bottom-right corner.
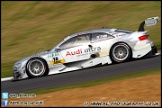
(1, 55), (161, 93)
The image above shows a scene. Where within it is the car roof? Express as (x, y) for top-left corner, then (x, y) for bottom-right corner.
(69, 28), (133, 38)
(70, 28), (112, 36)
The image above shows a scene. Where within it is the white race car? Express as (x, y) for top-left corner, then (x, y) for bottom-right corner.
(13, 16), (159, 80)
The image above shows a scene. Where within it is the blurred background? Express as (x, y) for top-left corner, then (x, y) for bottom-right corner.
(1, 1), (161, 77)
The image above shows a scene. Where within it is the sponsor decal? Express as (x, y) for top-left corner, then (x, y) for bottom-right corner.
(84, 47), (101, 53)
(116, 33), (126, 37)
(102, 34), (108, 38)
(50, 57), (65, 65)
(66, 47), (101, 56)
(96, 34), (108, 39)
(118, 33), (126, 36)
(48, 52), (59, 58)
(66, 49), (82, 56)
(96, 35), (101, 38)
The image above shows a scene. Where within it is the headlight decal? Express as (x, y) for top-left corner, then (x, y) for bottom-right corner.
(14, 63), (22, 68)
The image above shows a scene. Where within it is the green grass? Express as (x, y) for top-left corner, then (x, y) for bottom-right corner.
(25, 68), (160, 94)
(1, 61), (15, 77)
(1, 1), (161, 77)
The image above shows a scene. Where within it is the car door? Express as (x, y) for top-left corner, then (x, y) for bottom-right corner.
(59, 34), (92, 63)
(90, 32), (115, 57)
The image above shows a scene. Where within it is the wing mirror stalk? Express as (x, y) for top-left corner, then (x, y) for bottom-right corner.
(88, 45), (93, 48)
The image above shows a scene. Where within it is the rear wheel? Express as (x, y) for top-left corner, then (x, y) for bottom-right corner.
(26, 58), (48, 78)
(111, 43), (131, 63)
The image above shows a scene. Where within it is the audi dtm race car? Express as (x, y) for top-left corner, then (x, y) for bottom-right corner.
(13, 16), (159, 81)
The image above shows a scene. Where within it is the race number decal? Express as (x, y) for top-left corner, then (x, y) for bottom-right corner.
(50, 57), (65, 65)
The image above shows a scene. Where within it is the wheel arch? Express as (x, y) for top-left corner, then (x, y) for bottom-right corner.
(109, 41), (133, 61)
(25, 57), (49, 77)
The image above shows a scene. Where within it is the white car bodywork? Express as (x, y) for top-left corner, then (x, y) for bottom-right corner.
(13, 17), (159, 81)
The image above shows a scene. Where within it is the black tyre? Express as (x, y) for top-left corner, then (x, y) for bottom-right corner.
(26, 58), (48, 78)
(111, 43), (131, 63)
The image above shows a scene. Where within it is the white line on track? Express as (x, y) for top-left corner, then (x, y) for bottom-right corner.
(1, 77), (13, 82)
(155, 53), (161, 56)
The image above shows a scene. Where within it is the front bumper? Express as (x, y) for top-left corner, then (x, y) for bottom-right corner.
(13, 66), (28, 81)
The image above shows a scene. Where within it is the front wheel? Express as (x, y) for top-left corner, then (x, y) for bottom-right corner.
(110, 43), (131, 63)
(26, 58), (47, 78)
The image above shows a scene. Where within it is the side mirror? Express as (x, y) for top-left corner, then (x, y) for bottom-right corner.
(88, 45), (93, 48)
(55, 47), (61, 52)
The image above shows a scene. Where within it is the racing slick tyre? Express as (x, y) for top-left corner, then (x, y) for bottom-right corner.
(26, 58), (48, 78)
(110, 43), (131, 63)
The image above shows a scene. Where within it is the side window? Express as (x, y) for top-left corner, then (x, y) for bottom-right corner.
(91, 33), (114, 42)
(59, 34), (90, 49)
(73, 34), (90, 46)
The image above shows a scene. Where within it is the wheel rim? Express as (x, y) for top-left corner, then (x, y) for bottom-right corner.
(112, 44), (129, 61)
(28, 59), (45, 76)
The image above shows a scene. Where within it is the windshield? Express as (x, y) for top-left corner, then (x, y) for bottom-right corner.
(49, 36), (71, 51)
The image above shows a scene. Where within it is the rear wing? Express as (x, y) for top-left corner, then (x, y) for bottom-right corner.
(138, 16), (159, 31)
